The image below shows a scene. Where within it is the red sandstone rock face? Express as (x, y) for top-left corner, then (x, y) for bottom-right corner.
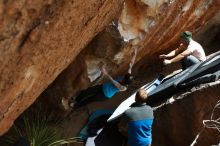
(119, 0), (220, 61)
(153, 82), (220, 146)
(0, 0), (124, 135)
(0, 0), (220, 136)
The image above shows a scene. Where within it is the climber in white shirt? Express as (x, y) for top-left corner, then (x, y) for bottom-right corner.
(159, 31), (206, 70)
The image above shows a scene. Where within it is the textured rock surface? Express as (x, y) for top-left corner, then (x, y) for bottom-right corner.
(153, 81), (220, 146)
(0, 0), (124, 135)
(0, 0), (220, 136)
(119, 0), (220, 62)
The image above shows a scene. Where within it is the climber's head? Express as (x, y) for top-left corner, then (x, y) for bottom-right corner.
(135, 89), (148, 103)
(180, 31), (192, 43)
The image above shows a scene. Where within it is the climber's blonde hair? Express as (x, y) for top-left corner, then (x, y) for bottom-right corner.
(135, 89), (148, 102)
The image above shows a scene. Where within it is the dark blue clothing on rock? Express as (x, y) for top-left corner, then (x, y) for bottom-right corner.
(75, 77), (123, 107)
(124, 103), (154, 146)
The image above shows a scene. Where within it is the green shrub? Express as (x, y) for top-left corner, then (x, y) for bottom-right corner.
(3, 106), (82, 146)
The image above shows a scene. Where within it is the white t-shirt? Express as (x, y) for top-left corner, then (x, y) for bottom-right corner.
(186, 39), (206, 61)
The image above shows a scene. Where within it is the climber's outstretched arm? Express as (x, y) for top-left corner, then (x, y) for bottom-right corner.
(101, 66), (127, 91)
(128, 46), (138, 74)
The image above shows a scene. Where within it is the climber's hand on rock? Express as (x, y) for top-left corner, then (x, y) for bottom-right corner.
(163, 59), (172, 65)
(98, 61), (104, 68)
(159, 54), (168, 59)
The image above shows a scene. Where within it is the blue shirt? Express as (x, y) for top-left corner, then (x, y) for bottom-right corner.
(128, 119), (153, 146)
(102, 77), (123, 98)
(124, 103), (154, 146)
